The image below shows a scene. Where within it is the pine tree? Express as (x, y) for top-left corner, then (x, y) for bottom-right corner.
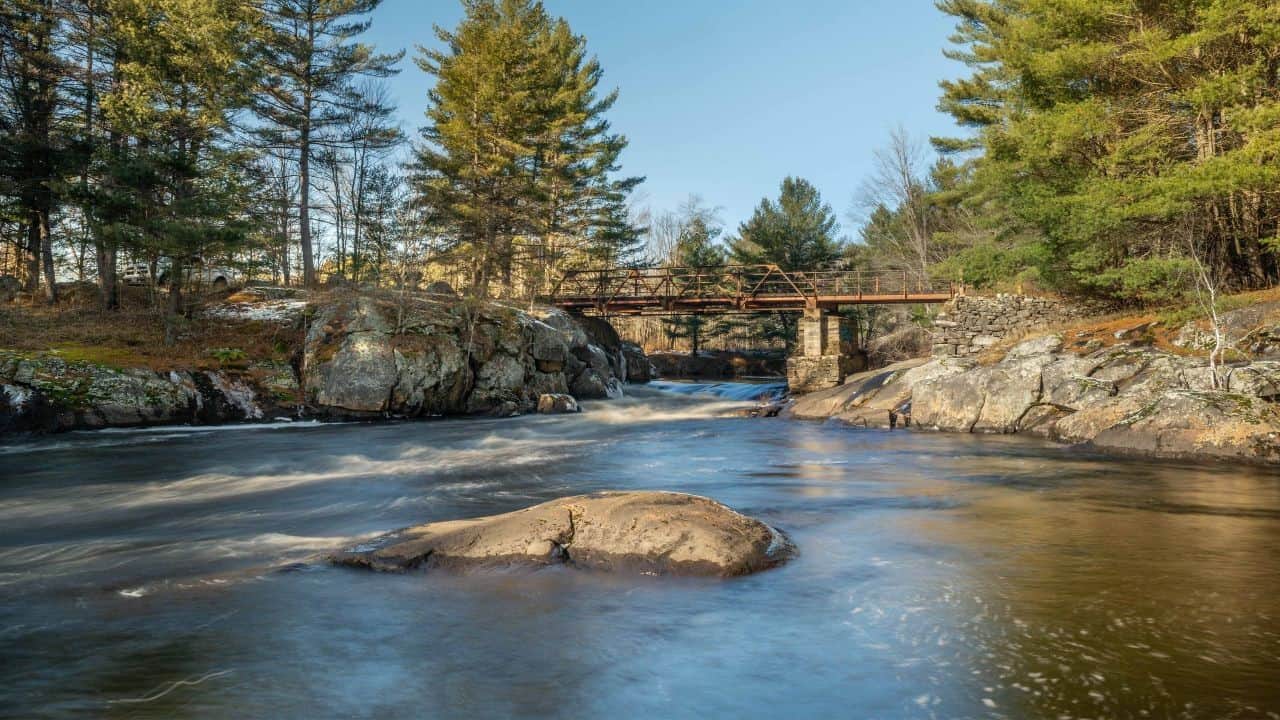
(61, 0), (120, 308)
(936, 0), (1280, 302)
(0, 0), (68, 302)
(662, 216), (725, 355)
(731, 177), (843, 270)
(728, 177), (842, 349)
(257, 0), (402, 288)
(413, 0), (641, 298)
(99, 0), (259, 328)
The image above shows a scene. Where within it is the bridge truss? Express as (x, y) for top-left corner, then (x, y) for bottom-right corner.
(545, 264), (957, 315)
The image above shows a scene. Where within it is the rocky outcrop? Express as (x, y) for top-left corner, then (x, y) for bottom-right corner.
(330, 491), (793, 578)
(621, 342), (655, 383)
(1173, 299), (1280, 359)
(913, 335), (1064, 433)
(1, 292), (648, 434)
(538, 309), (637, 398)
(0, 351), (282, 433)
(301, 297), (641, 417)
(785, 335), (1280, 464)
(786, 357), (965, 428)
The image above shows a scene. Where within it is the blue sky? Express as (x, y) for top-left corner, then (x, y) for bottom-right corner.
(366, 0), (965, 237)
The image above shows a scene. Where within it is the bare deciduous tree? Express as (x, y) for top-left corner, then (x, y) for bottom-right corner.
(857, 126), (933, 284)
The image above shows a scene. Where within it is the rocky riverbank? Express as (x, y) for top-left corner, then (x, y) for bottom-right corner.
(0, 290), (652, 434)
(785, 332), (1280, 464)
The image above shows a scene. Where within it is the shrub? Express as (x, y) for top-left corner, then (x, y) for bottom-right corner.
(208, 347), (248, 365)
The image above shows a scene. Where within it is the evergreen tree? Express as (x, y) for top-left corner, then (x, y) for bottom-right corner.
(257, 0), (402, 288)
(583, 182), (645, 267)
(412, 0), (641, 298)
(937, 0), (1280, 302)
(99, 0), (259, 328)
(0, 0), (68, 302)
(729, 177), (842, 350)
(662, 216), (725, 355)
(731, 176), (843, 270)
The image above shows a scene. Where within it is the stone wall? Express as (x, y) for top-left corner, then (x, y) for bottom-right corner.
(932, 294), (1083, 358)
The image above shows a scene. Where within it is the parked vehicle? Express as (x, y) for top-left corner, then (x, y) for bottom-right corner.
(120, 258), (241, 289)
(121, 262), (153, 286)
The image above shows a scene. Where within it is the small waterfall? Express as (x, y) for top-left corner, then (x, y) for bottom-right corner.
(648, 380), (788, 403)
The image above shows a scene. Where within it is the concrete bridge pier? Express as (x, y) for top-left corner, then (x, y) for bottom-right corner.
(786, 308), (863, 394)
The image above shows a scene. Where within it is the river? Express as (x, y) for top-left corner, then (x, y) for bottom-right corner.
(1, 384), (1278, 719)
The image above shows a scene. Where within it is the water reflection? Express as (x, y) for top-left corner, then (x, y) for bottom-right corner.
(1, 386), (1278, 718)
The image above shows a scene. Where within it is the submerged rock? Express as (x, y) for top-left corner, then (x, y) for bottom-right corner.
(331, 491), (793, 578)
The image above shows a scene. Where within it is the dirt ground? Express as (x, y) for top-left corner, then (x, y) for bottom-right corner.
(0, 283), (305, 371)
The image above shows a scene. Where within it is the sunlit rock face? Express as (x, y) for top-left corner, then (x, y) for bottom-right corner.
(331, 491), (794, 578)
(301, 297), (642, 418)
(786, 335), (1280, 463)
(0, 293), (648, 434)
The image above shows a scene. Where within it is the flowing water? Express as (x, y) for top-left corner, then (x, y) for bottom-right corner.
(2, 385), (1279, 719)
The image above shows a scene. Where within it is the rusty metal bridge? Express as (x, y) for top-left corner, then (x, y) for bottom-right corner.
(545, 264), (957, 315)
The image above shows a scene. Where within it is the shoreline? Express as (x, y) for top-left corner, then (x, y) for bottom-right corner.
(1, 291), (654, 436)
(778, 335), (1280, 466)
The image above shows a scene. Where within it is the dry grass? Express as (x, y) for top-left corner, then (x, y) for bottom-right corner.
(972, 285), (1280, 365)
(0, 285), (304, 370)
(973, 312), (1186, 365)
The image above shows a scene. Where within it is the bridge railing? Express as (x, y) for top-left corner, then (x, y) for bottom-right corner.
(547, 264), (955, 308)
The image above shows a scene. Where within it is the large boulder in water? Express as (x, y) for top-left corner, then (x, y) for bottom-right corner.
(331, 491), (793, 577)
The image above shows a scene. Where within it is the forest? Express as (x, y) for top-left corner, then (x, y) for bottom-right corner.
(2, 0), (1279, 344)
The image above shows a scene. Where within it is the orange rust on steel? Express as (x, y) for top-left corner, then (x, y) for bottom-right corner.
(545, 264), (956, 315)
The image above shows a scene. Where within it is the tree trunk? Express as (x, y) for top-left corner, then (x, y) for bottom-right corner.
(96, 242), (118, 309)
(474, 221), (496, 298)
(165, 256), (185, 345)
(38, 208), (56, 303)
(299, 132), (315, 286)
(330, 154), (345, 278)
(24, 215), (41, 294)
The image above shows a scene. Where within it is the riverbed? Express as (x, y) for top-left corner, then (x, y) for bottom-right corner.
(2, 385), (1278, 718)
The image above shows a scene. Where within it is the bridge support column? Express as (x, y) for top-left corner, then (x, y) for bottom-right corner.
(787, 308), (863, 394)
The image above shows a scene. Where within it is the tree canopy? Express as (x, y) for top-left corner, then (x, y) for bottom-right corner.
(933, 0), (1280, 302)
(412, 0), (642, 298)
(731, 176), (843, 270)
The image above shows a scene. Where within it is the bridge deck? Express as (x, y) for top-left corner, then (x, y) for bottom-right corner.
(545, 265), (956, 314)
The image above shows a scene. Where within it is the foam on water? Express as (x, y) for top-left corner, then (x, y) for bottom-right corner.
(648, 379), (788, 402)
(0, 420), (334, 456)
(0, 435), (587, 523)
